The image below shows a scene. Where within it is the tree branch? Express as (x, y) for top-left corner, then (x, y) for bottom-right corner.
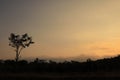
(18, 47), (23, 57)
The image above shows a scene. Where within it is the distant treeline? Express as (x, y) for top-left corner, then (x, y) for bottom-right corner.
(0, 55), (120, 73)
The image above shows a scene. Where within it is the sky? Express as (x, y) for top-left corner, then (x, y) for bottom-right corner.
(0, 0), (120, 61)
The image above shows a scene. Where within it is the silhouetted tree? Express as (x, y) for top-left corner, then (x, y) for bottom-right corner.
(9, 33), (34, 62)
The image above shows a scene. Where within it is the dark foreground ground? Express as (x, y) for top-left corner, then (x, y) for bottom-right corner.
(1, 55), (120, 80)
(1, 72), (120, 80)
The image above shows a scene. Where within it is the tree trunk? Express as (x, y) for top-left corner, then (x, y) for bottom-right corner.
(16, 47), (19, 62)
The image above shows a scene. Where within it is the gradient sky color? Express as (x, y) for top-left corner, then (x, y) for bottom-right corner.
(0, 0), (120, 61)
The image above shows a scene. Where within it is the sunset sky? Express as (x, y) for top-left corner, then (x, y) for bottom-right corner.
(0, 0), (120, 61)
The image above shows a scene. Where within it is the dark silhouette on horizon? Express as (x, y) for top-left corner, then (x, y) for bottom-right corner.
(0, 55), (120, 73)
(0, 55), (120, 80)
(9, 33), (34, 62)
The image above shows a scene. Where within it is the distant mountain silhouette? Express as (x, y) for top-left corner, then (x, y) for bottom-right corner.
(25, 54), (100, 62)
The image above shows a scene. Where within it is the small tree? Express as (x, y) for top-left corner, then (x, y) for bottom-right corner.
(9, 33), (34, 62)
